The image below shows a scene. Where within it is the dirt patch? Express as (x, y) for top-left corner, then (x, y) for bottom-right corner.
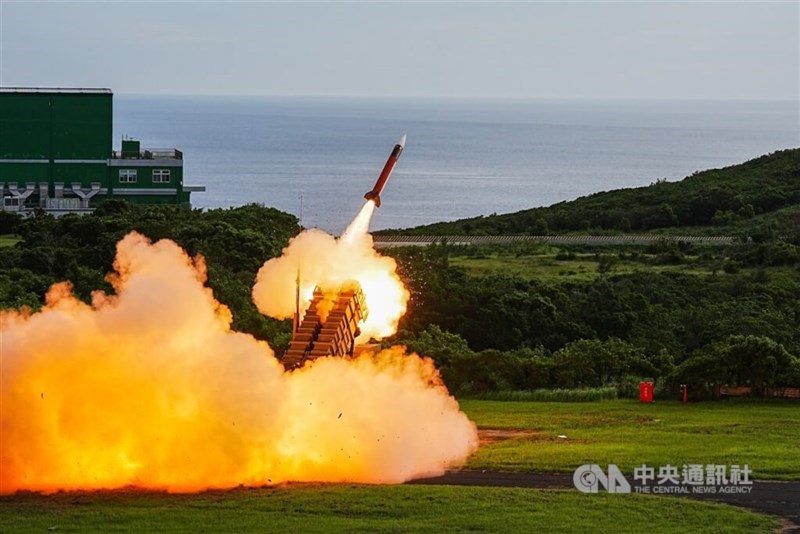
(478, 429), (539, 445)
(478, 428), (588, 445)
(776, 518), (800, 533)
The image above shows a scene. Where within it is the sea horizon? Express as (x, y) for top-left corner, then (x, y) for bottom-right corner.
(113, 95), (799, 233)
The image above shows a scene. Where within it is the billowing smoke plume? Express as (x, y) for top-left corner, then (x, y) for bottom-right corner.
(252, 202), (409, 341)
(0, 231), (477, 494)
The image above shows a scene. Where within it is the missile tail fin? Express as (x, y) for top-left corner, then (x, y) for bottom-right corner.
(364, 191), (381, 208)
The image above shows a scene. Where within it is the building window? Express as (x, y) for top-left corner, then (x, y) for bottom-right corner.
(119, 169), (137, 183)
(153, 169), (171, 183)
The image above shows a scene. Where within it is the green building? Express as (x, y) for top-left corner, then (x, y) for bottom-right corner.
(0, 87), (204, 214)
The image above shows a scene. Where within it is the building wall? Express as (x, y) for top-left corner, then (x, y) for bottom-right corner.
(0, 91), (112, 161)
(109, 166), (183, 190)
(0, 162), (48, 183)
(54, 163), (108, 187)
(0, 93), (52, 160)
(109, 194), (184, 206)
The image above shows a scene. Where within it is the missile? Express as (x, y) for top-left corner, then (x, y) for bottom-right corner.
(364, 134), (406, 208)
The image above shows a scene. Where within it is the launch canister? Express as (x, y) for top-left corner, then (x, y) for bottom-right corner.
(364, 134), (406, 208)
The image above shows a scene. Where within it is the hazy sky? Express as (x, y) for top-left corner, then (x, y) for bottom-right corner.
(0, 1), (797, 100)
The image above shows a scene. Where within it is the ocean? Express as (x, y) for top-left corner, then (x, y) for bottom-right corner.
(113, 96), (799, 233)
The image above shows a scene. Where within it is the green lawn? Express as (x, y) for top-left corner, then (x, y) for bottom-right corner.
(461, 399), (800, 480)
(0, 235), (21, 248)
(449, 253), (712, 281)
(0, 485), (777, 533)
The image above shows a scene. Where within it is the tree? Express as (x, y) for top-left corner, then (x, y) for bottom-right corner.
(397, 324), (473, 368)
(551, 338), (650, 388)
(670, 352), (724, 398)
(0, 212), (22, 235)
(672, 336), (800, 398)
(597, 254), (619, 277)
(713, 335), (799, 394)
(532, 217), (549, 235)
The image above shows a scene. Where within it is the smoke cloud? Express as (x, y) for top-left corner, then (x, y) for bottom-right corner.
(0, 231), (477, 494)
(252, 202), (409, 341)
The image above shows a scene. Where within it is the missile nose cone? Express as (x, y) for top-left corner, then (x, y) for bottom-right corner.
(398, 134), (407, 148)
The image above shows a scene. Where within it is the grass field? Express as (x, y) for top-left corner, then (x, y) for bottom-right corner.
(461, 399), (800, 480)
(0, 484), (777, 533)
(0, 235), (21, 248)
(0, 399), (792, 531)
(449, 252), (718, 281)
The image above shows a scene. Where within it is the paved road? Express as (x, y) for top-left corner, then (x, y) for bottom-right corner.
(410, 470), (800, 528)
(374, 235), (738, 248)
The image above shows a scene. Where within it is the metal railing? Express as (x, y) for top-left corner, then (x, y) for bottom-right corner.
(0, 87), (112, 94)
(372, 235), (740, 246)
(111, 148), (183, 160)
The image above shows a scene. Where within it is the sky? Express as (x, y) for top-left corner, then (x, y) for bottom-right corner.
(0, 1), (797, 100)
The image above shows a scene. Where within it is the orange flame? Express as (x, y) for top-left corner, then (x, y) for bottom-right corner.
(0, 230), (477, 494)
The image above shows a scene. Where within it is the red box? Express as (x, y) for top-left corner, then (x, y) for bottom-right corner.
(639, 382), (654, 403)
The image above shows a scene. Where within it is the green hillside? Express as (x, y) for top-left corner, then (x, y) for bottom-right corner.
(381, 148), (800, 237)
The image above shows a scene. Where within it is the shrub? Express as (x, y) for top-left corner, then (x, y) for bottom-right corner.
(468, 387), (617, 402)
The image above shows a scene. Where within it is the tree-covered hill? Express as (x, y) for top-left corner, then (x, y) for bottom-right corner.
(379, 148), (800, 236)
(0, 202), (300, 345)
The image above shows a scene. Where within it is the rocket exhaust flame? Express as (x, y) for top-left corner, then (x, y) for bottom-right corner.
(0, 201), (477, 494)
(342, 200), (376, 244)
